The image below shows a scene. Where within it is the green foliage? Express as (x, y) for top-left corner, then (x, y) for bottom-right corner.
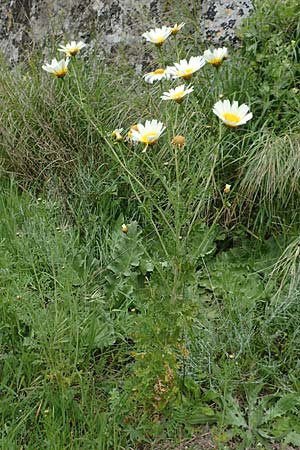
(220, 389), (300, 448)
(105, 219), (153, 308)
(0, 182), (131, 449)
(1, 1), (300, 448)
(239, 0), (300, 130)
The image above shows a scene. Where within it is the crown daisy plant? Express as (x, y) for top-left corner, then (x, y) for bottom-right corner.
(161, 84), (193, 103)
(167, 56), (206, 79)
(142, 26), (172, 47)
(42, 58), (70, 78)
(58, 40), (86, 57)
(204, 47), (228, 67)
(143, 68), (170, 84)
(171, 22), (185, 35)
(213, 100), (253, 128)
(130, 120), (166, 151)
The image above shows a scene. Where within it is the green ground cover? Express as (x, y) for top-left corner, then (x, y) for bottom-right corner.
(1, 1), (300, 448)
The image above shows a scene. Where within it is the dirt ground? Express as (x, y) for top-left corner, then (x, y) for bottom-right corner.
(139, 433), (297, 450)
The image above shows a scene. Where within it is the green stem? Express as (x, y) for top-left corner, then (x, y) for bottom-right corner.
(187, 123), (224, 236)
(157, 45), (166, 67)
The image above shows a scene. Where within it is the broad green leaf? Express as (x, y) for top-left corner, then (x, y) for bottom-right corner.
(284, 432), (300, 446)
(262, 394), (300, 424)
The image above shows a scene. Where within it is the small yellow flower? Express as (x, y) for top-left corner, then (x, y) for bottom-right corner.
(121, 224), (128, 233)
(171, 22), (185, 35)
(224, 184), (231, 193)
(112, 128), (124, 141)
(171, 135), (186, 148)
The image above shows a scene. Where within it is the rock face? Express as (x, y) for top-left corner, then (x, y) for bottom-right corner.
(0, 0), (253, 64)
(201, 0), (254, 45)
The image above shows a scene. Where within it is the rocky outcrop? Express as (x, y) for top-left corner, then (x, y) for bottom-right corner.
(201, 0), (253, 45)
(0, 0), (253, 64)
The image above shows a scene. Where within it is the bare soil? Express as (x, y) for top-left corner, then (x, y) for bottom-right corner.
(137, 432), (297, 450)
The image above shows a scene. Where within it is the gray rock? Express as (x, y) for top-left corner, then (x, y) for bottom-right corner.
(201, 0), (254, 45)
(0, 0), (253, 64)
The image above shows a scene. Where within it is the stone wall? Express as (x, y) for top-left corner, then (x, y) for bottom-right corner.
(0, 0), (253, 64)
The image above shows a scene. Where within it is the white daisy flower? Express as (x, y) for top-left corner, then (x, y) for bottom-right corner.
(142, 26), (172, 47)
(171, 22), (185, 35)
(130, 120), (166, 149)
(213, 100), (253, 127)
(161, 84), (193, 103)
(167, 56), (206, 79)
(42, 58), (70, 78)
(143, 68), (170, 84)
(58, 40), (86, 57)
(204, 47), (228, 67)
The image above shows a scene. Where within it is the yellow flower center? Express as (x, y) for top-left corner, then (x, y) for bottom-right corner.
(153, 69), (165, 75)
(222, 112), (241, 125)
(179, 68), (194, 79)
(171, 27), (179, 35)
(155, 36), (165, 46)
(172, 91), (185, 102)
(209, 57), (223, 66)
(67, 47), (79, 56)
(54, 68), (68, 78)
(141, 132), (158, 144)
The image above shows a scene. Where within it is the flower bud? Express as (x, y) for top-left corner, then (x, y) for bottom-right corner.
(224, 184), (231, 193)
(127, 124), (139, 140)
(121, 224), (128, 233)
(171, 135), (186, 148)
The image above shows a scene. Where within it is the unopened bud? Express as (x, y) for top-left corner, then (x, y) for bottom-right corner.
(224, 184), (231, 194)
(171, 135), (186, 148)
(127, 124), (139, 140)
(121, 224), (128, 233)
